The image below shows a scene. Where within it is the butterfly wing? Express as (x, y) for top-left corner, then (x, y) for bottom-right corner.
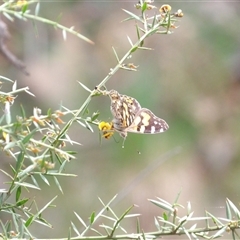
(107, 90), (169, 138)
(108, 90), (142, 130)
(125, 108), (169, 134)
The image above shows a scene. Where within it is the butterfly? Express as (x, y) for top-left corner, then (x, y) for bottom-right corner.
(99, 89), (169, 139)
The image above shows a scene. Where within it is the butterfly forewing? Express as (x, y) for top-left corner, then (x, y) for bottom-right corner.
(108, 90), (142, 129)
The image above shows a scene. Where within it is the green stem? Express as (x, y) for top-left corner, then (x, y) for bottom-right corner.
(0, 224), (236, 240)
(1, 8), (94, 44)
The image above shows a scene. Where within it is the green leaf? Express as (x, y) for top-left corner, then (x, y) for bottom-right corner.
(47, 108), (52, 117)
(112, 47), (120, 62)
(62, 29), (67, 41)
(22, 224), (33, 238)
(130, 46), (138, 53)
(90, 211), (95, 224)
(127, 35), (133, 46)
(141, 230), (146, 240)
(16, 151), (24, 172)
(3, 12), (14, 21)
(26, 196), (57, 227)
(5, 102), (11, 124)
(76, 120), (86, 128)
(35, 217), (53, 228)
(163, 212), (168, 221)
(71, 222), (80, 236)
(25, 88), (35, 97)
(17, 164), (37, 178)
(85, 120), (94, 132)
(10, 164), (16, 175)
(59, 160), (68, 173)
(0, 75), (14, 82)
(178, 212), (194, 225)
(11, 209), (19, 233)
(13, 12), (27, 21)
(21, 2), (28, 13)
(6, 220), (12, 237)
(226, 198), (232, 220)
(19, 220), (25, 238)
(121, 16), (135, 23)
(151, 14), (157, 28)
(22, 129), (37, 144)
(30, 175), (40, 189)
(154, 217), (160, 231)
(78, 195), (117, 236)
(16, 198), (29, 207)
(20, 104), (26, 118)
(124, 213), (141, 218)
(84, 108), (89, 115)
(4, 141), (16, 150)
(15, 182), (40, 190)
(206, 211), (224, 227)
(226, 198), (240, 219)
(0, 169), (14, 180)
(119, 205), (134, 221)
(44, 172), (77, 177)
(54, 176), (63, 194)
(149, 198), (174, 212)
(142, 2), (147, 12)
(77, 81), (91, 93)
(68, 226), (71, 240)
(91, 111), (100, 121)
(136, 24), (141, 40)
(212, 226), (227, 238)
(122, 9), (142, 22)
(16, 186), (21, 202)
(189, 224), (197, 231)
(74, 211), (87, 228)
(12, 81), (17, 91)
(0, 220), (7, 238)
(39, 174), (50, 186)
(0, 190), (7, 211)
(25, 216), (34, 227)
(187, 201), (191, 214)
(183, 228), (191, 240)
(100, 224), (112, 233)
(158, 218), (176, 227)
(136, 217), (140, 233)
(35, 2), (40, 16)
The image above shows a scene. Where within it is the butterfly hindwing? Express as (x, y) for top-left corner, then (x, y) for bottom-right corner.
(126, 108), (169, 134)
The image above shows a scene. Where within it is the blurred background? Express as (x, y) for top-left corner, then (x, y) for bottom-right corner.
(0, 1), (240, 238)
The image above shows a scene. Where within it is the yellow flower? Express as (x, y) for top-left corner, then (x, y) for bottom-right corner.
(16, 0), (28, 7)
(2, 131), (10, 143)
(98, 121), (114, 139)
(10, 0), (28, 9)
